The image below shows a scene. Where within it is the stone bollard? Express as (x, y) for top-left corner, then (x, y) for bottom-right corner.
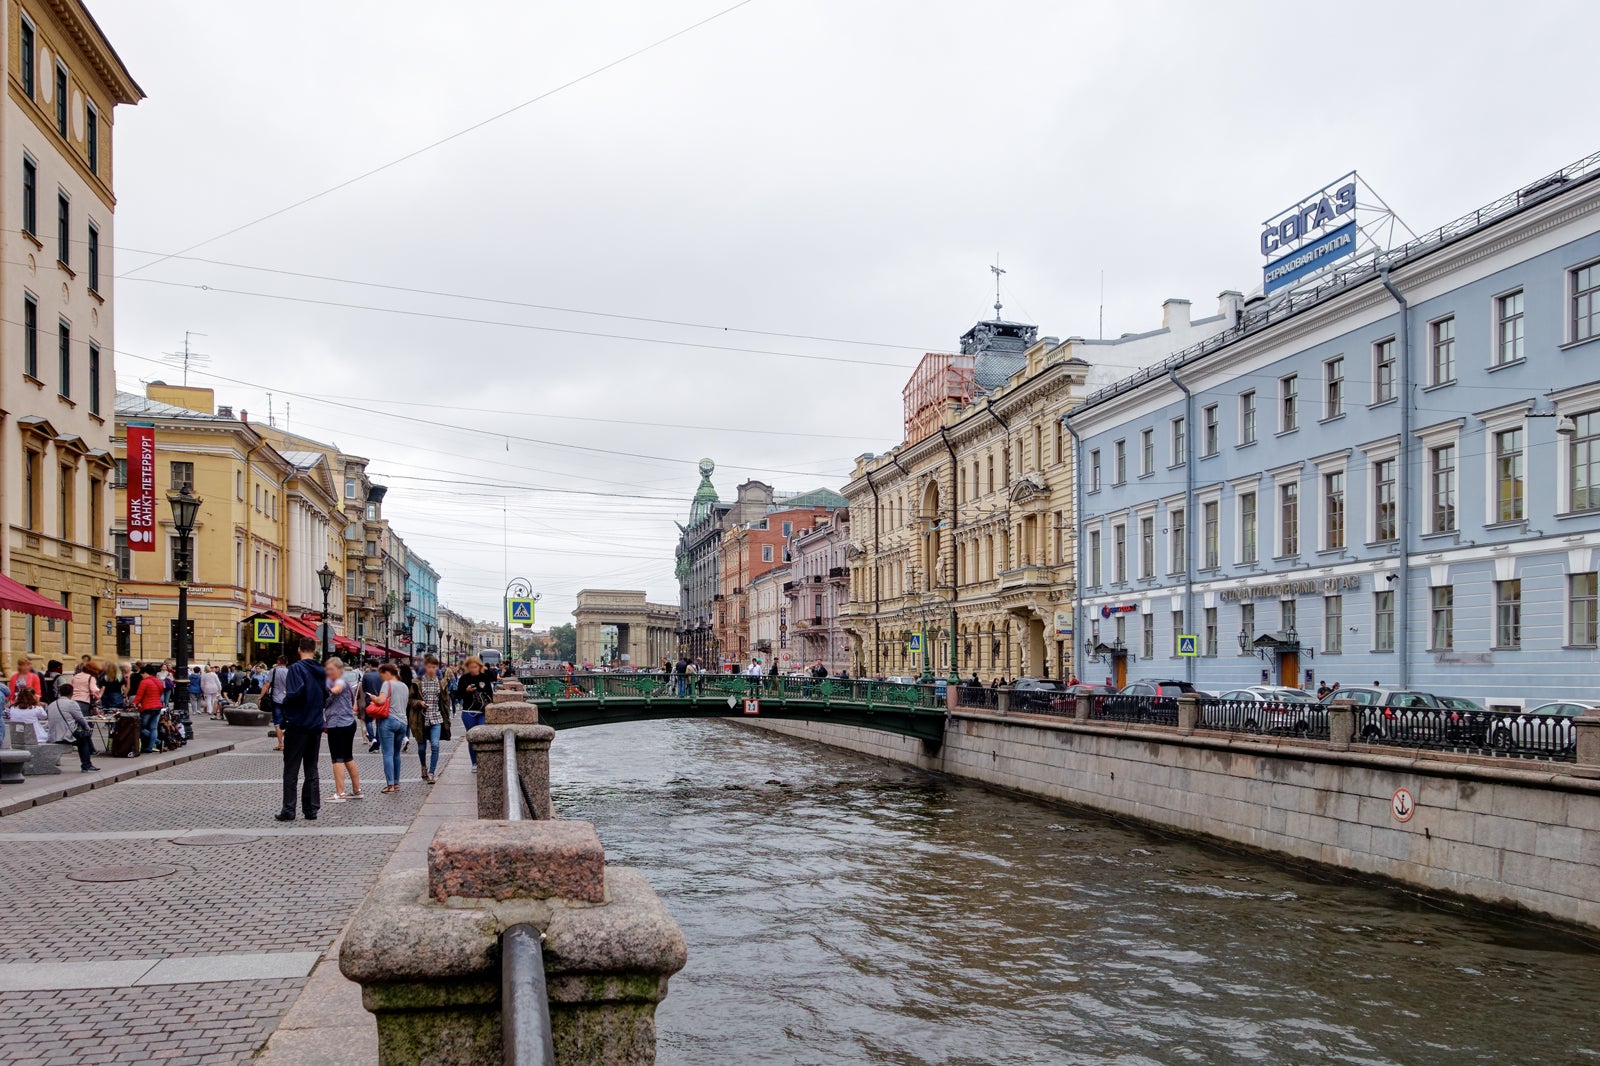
(341, 819), (688, 1066)
(469, 724), (555, 820)
(1326, 699), (1355, 752)
(1074, 694), (1091, 722)
(995, 689), (1010, 715)
(1574, 716), (1600, 768)
(1177, 693), (1199, 736)
(494, 679), (527, 704)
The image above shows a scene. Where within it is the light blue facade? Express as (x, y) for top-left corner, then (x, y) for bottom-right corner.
(404, 551), (440, 656)
(1068, 154), (1600, 707)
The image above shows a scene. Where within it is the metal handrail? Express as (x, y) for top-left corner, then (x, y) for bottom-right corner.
(499, 727), (555, 1065)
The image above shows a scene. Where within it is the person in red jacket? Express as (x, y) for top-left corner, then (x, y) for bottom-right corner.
(8, 657), (41, 702)
(132, 663), (166, 754)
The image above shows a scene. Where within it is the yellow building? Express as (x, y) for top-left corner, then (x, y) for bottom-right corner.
(113, 385), (301, 665)
(1, 0), (142, 661)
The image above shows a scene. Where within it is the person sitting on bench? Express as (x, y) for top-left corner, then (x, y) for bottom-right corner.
(45, 677), (97, 773)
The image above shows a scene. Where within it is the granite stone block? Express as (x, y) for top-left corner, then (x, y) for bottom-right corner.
(428, 820), (606, 903)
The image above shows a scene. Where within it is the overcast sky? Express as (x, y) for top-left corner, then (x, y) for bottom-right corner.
(94, 0), (1599, 628)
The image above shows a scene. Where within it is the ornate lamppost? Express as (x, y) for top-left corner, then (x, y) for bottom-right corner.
(167, 485), (201, 727)
(317, 563), (336, 661)
(503, 577), (535, 664)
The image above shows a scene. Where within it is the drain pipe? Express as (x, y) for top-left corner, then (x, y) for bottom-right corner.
(1064, 413), (1084, 683)
(1167, 367), (1196, 686)
(1379, 268), (1413, 689)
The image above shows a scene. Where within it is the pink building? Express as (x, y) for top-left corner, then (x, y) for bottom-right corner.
(782, 510), (851, 675)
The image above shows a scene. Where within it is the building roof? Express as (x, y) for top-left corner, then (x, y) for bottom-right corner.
(280, 450), (326, 472)
(770, 488), (847, 511)
(115, 390), (238, 421)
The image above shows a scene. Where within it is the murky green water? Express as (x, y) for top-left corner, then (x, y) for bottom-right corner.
(550, 720), (1598, 1065)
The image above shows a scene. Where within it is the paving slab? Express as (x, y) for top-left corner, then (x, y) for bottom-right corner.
(137, 950), (320, 985)
(0, 716), (238, 815)
(0, 959), (153, 991)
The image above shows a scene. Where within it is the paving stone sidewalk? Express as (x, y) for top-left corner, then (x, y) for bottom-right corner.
(0, 717), (462, 1065)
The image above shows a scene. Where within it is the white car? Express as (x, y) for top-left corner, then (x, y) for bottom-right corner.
(1487, 700), (1600, 754)
(1213, 687), (1327, 736)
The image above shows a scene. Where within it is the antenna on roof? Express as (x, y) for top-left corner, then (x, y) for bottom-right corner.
(990, 259), (1005, 320)
(1099, 271), (1104, 340)
(161, 331), (211, 386)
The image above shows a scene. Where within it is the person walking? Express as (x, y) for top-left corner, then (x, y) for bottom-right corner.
(45, 677), (97, 772)
(268, 656), (290, 751)
(374, 662), (410, 794)
(133, 663), (166, 754)
(275, 638), (327, 823)
(414, 655), (447, 784)
(361, 659), (384, 753)
(456, 656), (492, 773)
(322, 657), (362, 802)
(201, 666), (222, 719)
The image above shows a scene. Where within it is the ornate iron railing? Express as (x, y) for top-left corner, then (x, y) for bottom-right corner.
(1200, 698), (1330, 740)
(1089, 694), (1177, 726)
(1355, 706), (1577, 762)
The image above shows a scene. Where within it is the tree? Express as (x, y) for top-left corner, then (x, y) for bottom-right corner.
(551, 623), (577, 664)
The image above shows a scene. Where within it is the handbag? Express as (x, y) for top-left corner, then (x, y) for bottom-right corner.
(366, 695), (391, 720)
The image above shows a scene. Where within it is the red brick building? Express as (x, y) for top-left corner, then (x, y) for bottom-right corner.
(714, 504), (840, 668)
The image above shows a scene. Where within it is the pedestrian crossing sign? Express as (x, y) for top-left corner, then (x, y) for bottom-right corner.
(1177, 634), (1198, 657)
(254, 619), (280, 643)
(908, 632), (923, 652)
(507, 598), (536, 626)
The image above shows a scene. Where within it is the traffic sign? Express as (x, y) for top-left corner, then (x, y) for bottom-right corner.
(1177, 634), (1198, 657)
(1392, 788), (1416, 822)
(908, 632), (923, 652)
(743, 698), (760, 716)
(254, 619), (280, 643)
(507, 598), (536, 626)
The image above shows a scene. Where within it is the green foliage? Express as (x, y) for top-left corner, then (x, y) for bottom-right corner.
(551, 623), (578, 663)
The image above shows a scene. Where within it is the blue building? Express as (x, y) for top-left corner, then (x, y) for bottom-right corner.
(404, 550), (440, 658)
(1067, 152), (1600, 708)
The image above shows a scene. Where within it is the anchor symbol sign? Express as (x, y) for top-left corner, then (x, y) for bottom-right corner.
(1391, 788), (1415, 822)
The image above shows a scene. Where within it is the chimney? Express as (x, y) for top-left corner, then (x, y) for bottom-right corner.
(240, 409), (249, 423)
(1161, 298), (1192, 331)
(217, 405), (234, 419)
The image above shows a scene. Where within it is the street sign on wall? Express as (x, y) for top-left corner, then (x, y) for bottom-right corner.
(126, 423), (156, 552)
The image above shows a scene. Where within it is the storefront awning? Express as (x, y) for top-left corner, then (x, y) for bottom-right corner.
(0, 574), (71, 620)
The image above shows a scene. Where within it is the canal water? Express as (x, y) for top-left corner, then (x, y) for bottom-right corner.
(550, 720), (1599, 1065)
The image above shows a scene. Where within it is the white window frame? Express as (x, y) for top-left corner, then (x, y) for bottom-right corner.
(1372, 337), (1397, 404)
(1136, 507), (1156, 580)
(1202, 404), (1219, 457)
(1571, 259), (1600, 345)
(1477, 401), (1528, 527)
(1167, 504), (1186, 575)
(1113, 440), (1126, 485)
(1198, 490), (1221, 571)
(1170, 416), (1186, 467)
(1271, 463), (1303, 559)
(1088, 449), (1101, 492)
(1551, 382), (1600, 514)
(1315, 453), (1349, 552)
(1231, 475), (1262, 565)
(1239, 390), (1257, 446)
(1415, 420), (1463, 535)
(1279, 375), (1298, 433)
(1323, 356), (1344, 420)
(1139, 428), (1154, 478)
(1112, 522), (1127, 583)
(1428, 315), (1456, 387)
(1493, 287), (1525, 367)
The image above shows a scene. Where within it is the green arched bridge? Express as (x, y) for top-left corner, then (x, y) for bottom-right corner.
(516, 673), (949, 751)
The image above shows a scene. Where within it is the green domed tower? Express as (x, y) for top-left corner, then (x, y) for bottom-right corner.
(689, 458), (720, 525)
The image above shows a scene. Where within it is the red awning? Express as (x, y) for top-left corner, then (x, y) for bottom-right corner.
(0, 574), (72, 620)
(274, 612), (318, 639)
(332, 635), (361, 654)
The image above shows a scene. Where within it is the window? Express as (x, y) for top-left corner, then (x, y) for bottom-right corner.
(57, 320), (69, 397)
(1279, 375), (1298, 432)
(1113, 440), (1126, 485)
(1172, 610), (1184, 655)
(1430, 317), (1455, 385)
(1142, 612), (1154, 660)
(1240, 491), (1258, 563)
(1570, 262), (1600, 344)
(1240, 391), (1257, 444)
(344, 477), (357, 499)
(1324, 357), (1344, 418)
(1113, 524), (1127, 583)
(113, 457), (126, 487)
(58, 464), (72, 539)
(1570, 573), (1599, 647)
(1088, 529), (1101, 586)
(1204, 607), (1217, 657)
(1240, 602), (1255, 650)
(1495, 428), (1524, 522)
(88, 344), (99, 415)
(1570, 412), (1600, 513)
(54, 64), (67, 137)
(1171, 417), (1186, 466)
(365, 502), (377, 521)
(22, 156), (36, 236)
(1089, 450), (1101, 492)
(1495, 580), (1522, 649)
(1282, 598), (1296, 634)
(87, 223), (99, 292)
(1169, 507), (1185, 573)
(114, 532), (130, 580)
(1203, 405), (1218, 456)
(1140, 429), (1154, 476)
(1495, 290), (1525, 365)
(986, 455), (994, 494)
(1279, 481), (1299, 556)
(1323, 471), (1345, 550)
(365, 539), (377, 557)
(1202, 501), (1219, 569)
(19, 16), (34, 99)
(1429, 444), (1457, 532)
(1375, 590), (1395, 652)
(170, 460), (194, 491)
(23, 295), (37, 378)
(1430, 586), (1454, 650)
(1373, 339), (1396, 403)
(1324, 596), (1343, 654)
(1139, 516), (1154, 578)
(57, 192), (68, 266)
(86, 103), (98, 174)
(24, 450), (41, 530)
(1374, 458), (1397, 542)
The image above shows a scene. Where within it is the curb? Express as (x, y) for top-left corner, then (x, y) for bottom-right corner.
(0, 740), (237, 816)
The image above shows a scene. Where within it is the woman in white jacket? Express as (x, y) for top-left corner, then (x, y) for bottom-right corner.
(200, 666), (223, 719)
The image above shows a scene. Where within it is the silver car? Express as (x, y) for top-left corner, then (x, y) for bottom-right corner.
(1487, 700), (1600, 755)
(1213, 687), (1328, 736)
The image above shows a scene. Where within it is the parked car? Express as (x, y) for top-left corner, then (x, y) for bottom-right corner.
(1487, 700), (1600, 754)
(1328, 688), (1443, 742)
(1096, 679), (1207, 721)
(1322, 687), (1441, 708)
(1214, 687), (1327, 736)
(1437, 696), (1485, 711)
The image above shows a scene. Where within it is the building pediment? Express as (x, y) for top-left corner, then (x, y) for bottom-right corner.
(1009, 472), (1051, 503)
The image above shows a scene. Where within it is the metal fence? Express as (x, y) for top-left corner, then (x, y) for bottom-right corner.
(522, 671), (946, 711)
(1200, 699), (1331, 740)
(1355, 706), (1578, 762)
(1007, 689), (1074, 717)
(1088, 694), (1178, 726)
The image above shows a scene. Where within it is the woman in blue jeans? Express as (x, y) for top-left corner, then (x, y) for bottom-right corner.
(414, 656), (448, 783)
(374, 663), (411, 793)
(455, 656), (493, 771)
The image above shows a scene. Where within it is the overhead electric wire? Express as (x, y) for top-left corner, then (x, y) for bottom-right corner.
(119, 0), (762, 278)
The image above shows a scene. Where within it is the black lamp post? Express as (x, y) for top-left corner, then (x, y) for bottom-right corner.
(167, 485), (201, 726)
(317, 563), (336, 661)
(406, 612), (416, 667)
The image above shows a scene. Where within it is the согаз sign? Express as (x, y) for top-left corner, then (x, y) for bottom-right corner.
(1261, 175), (1359, 294)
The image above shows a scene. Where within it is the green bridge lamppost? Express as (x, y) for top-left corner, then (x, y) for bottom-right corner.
(167, 485), (201, 726)
(504, 578), (539, 666)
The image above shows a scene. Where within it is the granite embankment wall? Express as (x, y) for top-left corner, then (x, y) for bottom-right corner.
(741, 711), (1600, 932)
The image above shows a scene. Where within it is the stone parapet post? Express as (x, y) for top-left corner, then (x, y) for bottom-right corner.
(341, 819), (687, 1066)
(1326, 700), (1354, 752)
(1575, 716), (1600, 768)
(996, 689), (1010, 715)
(1177, 694), (1199, 736)
(1074, 694), (1091, 722)
(470, 724), (555, 820)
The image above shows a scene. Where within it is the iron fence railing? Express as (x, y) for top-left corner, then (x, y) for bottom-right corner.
(953, 684), (1001, 711)
(1355, 706), (1577, 762)
(1007, 689), (1075, 717)
(522, 672), (946, 711)
(1200, 699), (1330, 740)
(1089, 694), (1178, 726)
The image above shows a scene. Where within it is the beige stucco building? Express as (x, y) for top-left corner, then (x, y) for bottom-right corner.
(1, 0), (140, 660)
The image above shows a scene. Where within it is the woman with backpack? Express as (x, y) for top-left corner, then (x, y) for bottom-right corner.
(455, 657), (493, 773)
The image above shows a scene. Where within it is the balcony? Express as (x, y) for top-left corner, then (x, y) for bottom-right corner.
(828, 566), (846, 580)
(998, 563), (1060, 592)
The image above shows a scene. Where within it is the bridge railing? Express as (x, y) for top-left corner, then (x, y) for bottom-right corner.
(1354, 705), (1579, 762)
(521, 671), (946, 711)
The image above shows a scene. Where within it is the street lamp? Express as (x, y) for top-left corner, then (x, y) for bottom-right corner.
(167, 485), (201, 728)
(503, 577), (536, 665)
(317, 563), (336, 661)
(406, 612), (416, 667)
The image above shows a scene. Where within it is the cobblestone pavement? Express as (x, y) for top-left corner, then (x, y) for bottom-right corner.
(0, 718), (460, 1063)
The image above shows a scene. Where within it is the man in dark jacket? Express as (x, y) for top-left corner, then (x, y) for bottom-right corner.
(275, 638), (328, 822)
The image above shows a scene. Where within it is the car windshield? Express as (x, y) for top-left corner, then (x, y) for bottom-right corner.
(1439, 697), (1483, 710)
